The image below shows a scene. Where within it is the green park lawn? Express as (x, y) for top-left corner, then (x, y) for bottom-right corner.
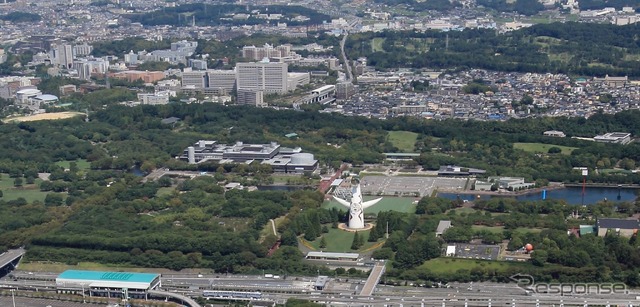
(307, 227), (380, 253)
(419, 257), (535, 274)
(513, 142), (577, 155)
(471, 225), (545, 234)
(0, 174), (48, 203)
(322, 197), (417, 214)
(372, 38), (385, 52)
(55, 159), (91, 171)
(155, 187), (175, 197)
(387, 131), (419, 153)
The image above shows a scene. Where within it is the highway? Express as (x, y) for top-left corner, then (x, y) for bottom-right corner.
(340, 31), (353, 82)
(3, 271), (640, 307)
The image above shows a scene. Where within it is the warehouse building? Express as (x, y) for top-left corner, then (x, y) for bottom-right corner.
(56, 270), (161, 299)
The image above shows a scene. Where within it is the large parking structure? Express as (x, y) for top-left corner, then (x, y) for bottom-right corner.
(360, 176), (468, 197)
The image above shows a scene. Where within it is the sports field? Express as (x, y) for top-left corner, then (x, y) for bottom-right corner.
(322, 196), (417, 214)
(3, 112), (84, 123)
(513, 142), (577, 155)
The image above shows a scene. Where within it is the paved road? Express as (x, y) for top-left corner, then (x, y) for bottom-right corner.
(0, 248), (25, 268)
(0, 296), (106, 307)
(340, 32), (352, 82)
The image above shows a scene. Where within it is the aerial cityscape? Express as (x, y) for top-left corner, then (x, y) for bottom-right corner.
(0, 0), (639, 306)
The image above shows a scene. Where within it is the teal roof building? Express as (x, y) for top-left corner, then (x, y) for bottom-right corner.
(56, 270), (161, 291)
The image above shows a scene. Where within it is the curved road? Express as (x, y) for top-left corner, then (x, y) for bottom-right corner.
(149, 289), (201, 307)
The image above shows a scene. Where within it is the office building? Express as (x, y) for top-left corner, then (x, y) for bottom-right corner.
(179, 140), (317, 173)
(72, 57), (109, 80)
(242, 43), (292, 60)
(236, 89), (264, 107)
(207, 69), (236, 95)
(236, 61), (288, 94)
(53, 43), (73, 69)
(594, 132), (631, 145)
(73, 43), (93, 57)
(181, 70), (207, 89)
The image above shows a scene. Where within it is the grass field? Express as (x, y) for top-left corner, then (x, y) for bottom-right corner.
(418, 257), (535, 274)
(3, 112), (84, 123)
(513, 142), (577, 155)
(323, 197), (417, 214)
(55, 159), (91, 171)
(471, 225), (545, 234)
(450, 207), (477, 215)
(372, 38), (385, 52)
(0, 174), (48, 203)
(155, 187), (175, 197)
(387, 131), (419, 153)
(307, 227), (380, 253)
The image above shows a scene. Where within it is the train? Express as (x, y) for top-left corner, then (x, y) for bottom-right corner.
(202, 290), (262, 300)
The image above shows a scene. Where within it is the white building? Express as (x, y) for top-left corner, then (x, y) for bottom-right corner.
(137, 91), (173, 105)
(236, 60), (289, 94)
(543, 130), (566, 137)
(594, 132), (631, 145)
(207, 69), (236, 95)
(52, 43), (73, 69)
(16, 88), (42, 103)
(73, 43), (93, 57)
(72, 57), (109, 80)
(181, 70), (207, 89)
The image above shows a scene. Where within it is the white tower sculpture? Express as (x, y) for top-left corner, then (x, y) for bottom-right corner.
(333, 182), (382, 229)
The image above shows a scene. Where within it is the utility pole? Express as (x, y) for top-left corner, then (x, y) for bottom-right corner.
(385, 221), (389, 239)
(581, 169), (588, 206)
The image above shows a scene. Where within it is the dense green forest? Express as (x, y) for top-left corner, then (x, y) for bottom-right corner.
(382, 198), (640, 286)
(345, 23), (640, 76)
(125, 3), (331, 27)
(0, 103), (640, 281)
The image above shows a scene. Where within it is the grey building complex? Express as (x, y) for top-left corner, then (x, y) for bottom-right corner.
(180, 140), (318, 173)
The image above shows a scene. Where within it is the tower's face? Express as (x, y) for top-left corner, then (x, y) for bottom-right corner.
(348, 189), (365, 229)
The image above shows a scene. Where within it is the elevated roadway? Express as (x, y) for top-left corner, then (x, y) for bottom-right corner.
(359, 261), (385, 296)
(148, 289), (201, 307)
(0, 248), (25, 276)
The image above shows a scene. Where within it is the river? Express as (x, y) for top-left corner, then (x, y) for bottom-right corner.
(438, 187), (638, 205)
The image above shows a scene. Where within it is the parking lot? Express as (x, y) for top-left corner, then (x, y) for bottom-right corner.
(452, 243), (501, 261)
(360, 176), (468, 197)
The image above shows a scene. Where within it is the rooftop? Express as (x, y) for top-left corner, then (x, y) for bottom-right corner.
(597, 218), (640, 230)
(306, 251), (359, 259)
(57, 270), (159, 284)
